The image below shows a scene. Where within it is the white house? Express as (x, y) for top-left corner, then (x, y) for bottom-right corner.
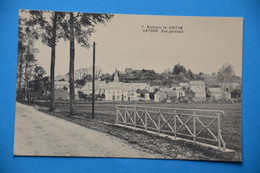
(79, 70), (151, 101)
(105, 88), (123, 101)
(190, 81), (206, 101)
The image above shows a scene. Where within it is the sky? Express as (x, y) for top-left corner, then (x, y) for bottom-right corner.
(30, 12), (243, 77)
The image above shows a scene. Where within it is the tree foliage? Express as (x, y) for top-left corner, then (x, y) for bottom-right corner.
(230, 88), (242, 99)
(218, 63), (235, 83)
(28, 66), (50, 100)
(28, 10), (66, 47)
(173, 63), (187, 75)
(60, 12), (114, 47)
(17, 10), (40, 101)
(187, 69), (194, 80)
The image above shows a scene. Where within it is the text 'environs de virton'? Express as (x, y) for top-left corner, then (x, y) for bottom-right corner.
(142, 25), (184, 34)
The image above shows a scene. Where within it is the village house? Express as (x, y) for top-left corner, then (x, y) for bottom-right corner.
(189, 81), (206, 101)
(208, 87), (222, 100)
(208, 84), (232, 101)
(221, 83), (231, 100)
(80, 80), (107, 95)
(79, 70), (151, 101)
(122, 88), (139, 101)
(105, 81), (150, 101)
(137, 89), (151, 101)
(174, 89), (185, 100)
(105, 85), (123, 101)
(155, 90), (177, 102)
(171, 84), (186, 100)
(154, 87), (177, 102)
(80, 80), (150, 101)
(154, 91), (168, 102)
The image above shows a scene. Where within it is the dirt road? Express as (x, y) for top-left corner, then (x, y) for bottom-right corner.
(14, 103), (165, 158)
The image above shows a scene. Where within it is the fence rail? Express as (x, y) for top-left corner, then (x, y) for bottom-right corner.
(115, 105), (226, 151)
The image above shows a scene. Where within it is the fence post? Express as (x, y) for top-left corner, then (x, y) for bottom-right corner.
(145, 108), (148, 130)
(158, 109), (161, 134)
(134, 106), (136, 128)
(124, 106), (127, 126)
(115, 105), (118, 124)
(174, 110), (177, 139)
(193, 111), (196, 143)
(217, 113), (221, 150)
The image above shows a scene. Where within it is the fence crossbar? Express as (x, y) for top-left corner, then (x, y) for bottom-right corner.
(176, 114), (194, 136)
(146, 112), (158, 129)
(160, 113), (175, 133)
(117, 109), (125, 122)
(135, 110), (146, 126)
(196, 116), (218, 140)
(125, 109), (135, 124)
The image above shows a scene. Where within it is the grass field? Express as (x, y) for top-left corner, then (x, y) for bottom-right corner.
(34, 100), (242, 161)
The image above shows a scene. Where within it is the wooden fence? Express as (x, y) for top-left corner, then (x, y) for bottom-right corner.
(115, 105), (226, 151)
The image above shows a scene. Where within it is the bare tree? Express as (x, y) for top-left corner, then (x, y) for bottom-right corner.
(218, 63), (235, 94)
(88, 66), (103, 79)
(218, 63), (234, 83)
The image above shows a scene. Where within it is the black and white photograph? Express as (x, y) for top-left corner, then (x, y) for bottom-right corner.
(14, 9), (243, 161)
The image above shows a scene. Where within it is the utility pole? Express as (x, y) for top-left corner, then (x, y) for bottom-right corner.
(92, 42), (96, 120)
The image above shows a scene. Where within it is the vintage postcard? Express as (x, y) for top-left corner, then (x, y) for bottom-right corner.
(14, 9), (243, 161)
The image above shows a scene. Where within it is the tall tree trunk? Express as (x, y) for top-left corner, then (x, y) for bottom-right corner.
(50, 12), (57, 111)
(69, 12), (76, 116)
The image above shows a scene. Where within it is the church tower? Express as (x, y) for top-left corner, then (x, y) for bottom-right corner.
(114, 68), (119, 82)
